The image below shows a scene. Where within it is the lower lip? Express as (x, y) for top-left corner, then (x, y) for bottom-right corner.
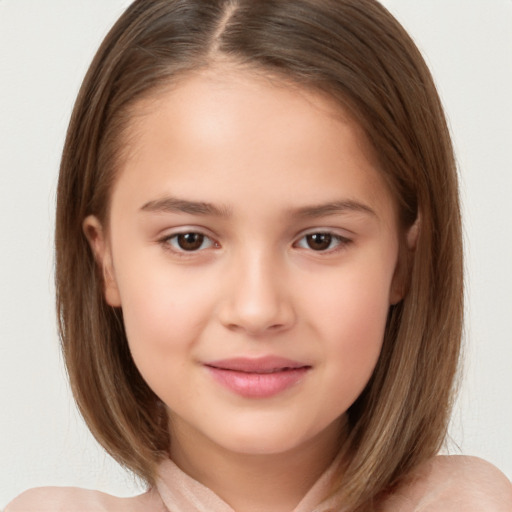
(205, 366), (310, 398)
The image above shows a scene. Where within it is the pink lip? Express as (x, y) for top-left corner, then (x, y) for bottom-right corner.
(204, 356), (311, 398)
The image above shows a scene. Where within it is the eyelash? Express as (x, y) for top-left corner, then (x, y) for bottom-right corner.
(161, 232), (218, 255)
(293, 232), (352, 253)
(159, 230), (352, 255)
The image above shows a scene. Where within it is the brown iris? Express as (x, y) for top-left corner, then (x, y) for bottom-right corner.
(306, 233), (333, 251)
(177, 233), (205, 251)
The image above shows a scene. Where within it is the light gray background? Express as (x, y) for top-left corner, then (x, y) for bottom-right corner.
(1, 0), (511, 507)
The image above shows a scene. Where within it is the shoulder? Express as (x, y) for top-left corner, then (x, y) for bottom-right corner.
(382, 455), (512, 512)
(4, 486), (166, 512)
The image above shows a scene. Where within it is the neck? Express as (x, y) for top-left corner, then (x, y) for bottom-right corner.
(168, 418), (345, 512)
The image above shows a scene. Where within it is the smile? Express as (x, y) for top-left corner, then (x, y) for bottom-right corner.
(204, 356), (311, 399)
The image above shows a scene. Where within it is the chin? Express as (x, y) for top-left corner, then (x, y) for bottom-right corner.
(220, 433), (307, 456)
(208, 415), (338, 457)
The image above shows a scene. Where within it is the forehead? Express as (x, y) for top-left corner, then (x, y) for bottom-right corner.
(111, 67), (396, 223)
(127, 66), (373, 162)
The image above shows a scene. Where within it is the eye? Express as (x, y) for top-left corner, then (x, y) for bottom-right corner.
(165, 232), (216, 252)
(295, 232), (350, 252)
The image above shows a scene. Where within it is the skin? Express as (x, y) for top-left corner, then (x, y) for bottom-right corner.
(83, 67), (411, 512)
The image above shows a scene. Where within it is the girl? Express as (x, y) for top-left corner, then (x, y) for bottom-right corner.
(5, 0), (512, 511)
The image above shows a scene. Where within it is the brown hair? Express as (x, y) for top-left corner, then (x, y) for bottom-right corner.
(55, 1), (463, 510)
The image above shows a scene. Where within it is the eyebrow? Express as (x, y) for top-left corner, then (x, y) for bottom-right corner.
(140, 197), (231, 217)
(139, 196), (376, 219)
(292, 200), (377, 219)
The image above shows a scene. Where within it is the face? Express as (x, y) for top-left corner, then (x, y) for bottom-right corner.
(85, 68), (404, 462)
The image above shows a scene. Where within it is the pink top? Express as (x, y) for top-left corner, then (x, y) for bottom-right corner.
(4, 455), (343, 512)
(5, 455), (512, 511)
(155, 456), (342, 512)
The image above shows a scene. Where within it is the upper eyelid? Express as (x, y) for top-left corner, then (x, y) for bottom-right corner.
(293, 233), (351, 245)
(293, 227), (353, 240)
(158, 229), (219, 253)
(157, 237), (214, 261)
(159, 226), (218, 240)
(292, 230), (353, 253)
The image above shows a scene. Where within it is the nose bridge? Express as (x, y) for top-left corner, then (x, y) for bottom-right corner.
(219, 243), (294, 334)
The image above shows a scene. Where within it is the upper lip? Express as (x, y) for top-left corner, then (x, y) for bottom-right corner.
(205, 356), (311, 373)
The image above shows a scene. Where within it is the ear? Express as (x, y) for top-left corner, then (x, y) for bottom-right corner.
(82, 215), (122, 307)
(405, 215), (420, 251)
(389, 216), (420, 305)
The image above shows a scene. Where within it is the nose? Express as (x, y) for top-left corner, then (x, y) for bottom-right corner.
(217, 250), (296, 336)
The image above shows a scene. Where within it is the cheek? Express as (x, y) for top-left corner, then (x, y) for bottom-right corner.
(114, 259), (215, 375)
(303, 257), (395, 399)
(306, 254), (393, 339)
(325, 290), (387, 373)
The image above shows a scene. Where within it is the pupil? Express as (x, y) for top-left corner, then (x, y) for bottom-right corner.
(307, 233), (332, 251)
(178, 233), (204, 251)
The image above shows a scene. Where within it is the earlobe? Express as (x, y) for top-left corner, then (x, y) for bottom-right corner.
(389, 273), (405, 306)
(82, 215), (122, 307)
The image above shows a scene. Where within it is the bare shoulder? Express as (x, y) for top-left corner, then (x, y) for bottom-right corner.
(4, 486), (166, 512)
(382, 455), (512, 512)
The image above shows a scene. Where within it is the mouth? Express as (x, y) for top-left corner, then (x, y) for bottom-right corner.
(204, 356), (312, 398)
